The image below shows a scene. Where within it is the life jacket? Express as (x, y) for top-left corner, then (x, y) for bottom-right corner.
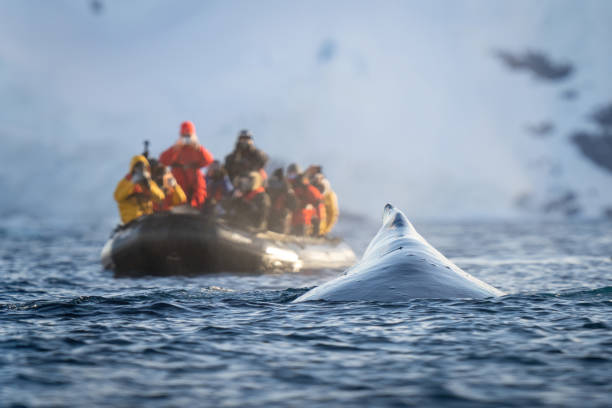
(294, 183), (322, 208)
(291, 183), (325, 228)
(244, 187), (265, 202)
(292, 206), (315, 226)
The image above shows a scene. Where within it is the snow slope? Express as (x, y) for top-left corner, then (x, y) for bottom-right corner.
(1, 0), (611, 223)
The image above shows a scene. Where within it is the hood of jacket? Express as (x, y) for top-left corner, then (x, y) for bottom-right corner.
(129, 155), (150, 172)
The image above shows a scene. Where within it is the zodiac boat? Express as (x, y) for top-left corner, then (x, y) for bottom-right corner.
(101, 206), (356, 277)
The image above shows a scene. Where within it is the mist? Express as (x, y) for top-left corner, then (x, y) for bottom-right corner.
(1, 0), (611, 224)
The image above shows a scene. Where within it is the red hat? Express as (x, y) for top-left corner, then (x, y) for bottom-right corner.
(180, 121), (196, 136)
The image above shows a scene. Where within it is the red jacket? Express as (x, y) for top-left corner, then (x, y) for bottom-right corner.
(159, 144), (214, 207)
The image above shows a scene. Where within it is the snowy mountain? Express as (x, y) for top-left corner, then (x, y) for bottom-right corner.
(1, 0), (611, 223)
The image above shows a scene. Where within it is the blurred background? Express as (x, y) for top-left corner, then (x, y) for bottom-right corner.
(1, 0), (611, 225)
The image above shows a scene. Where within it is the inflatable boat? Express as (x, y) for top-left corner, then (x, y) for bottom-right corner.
(101, 207), (356, 277)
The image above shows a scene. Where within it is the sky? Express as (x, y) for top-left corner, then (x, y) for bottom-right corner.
(1, 0), (611, 224)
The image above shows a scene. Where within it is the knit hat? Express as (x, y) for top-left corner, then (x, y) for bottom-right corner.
(180, 121), (196, 136)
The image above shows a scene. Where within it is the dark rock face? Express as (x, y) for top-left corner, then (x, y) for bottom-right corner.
(572, 131), (612, 173)
(591, 103), (612, 131)
(494, 47), (612, 217)
(572, 103), (612, 173)
(90, 0), (104, 15)
(513, 190), (581, 217)
(541, 191), (581, 217)
(527, 121), (555, 138)
(527, 157), (562, 177)
(561, 89), (578, 100)
(494, 50), (573, 81)
(514, 191), (535, 211)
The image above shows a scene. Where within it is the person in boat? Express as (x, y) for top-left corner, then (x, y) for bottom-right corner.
(267, 168), (297, 234)
(286, 163), (301, 186)
(291, 172), (326, 236)
(114, 155), (165, 224)
(204, 160), (234, 215)
(311, 172), (338, 236)
(304, 164), (322, 181)
(227, 171), (271, 231)
(149, 159), (187, 212)
(159, 121), (214, 208)
(303, 164), (337, 236)
(224, 130), (268, 182)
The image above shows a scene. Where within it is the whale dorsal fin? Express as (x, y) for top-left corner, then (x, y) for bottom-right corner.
(383, 203), (414, 231)
(360, 203), (419, 260)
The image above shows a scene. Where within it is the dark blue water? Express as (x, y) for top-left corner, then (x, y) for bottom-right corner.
(1, 215), (611, 407)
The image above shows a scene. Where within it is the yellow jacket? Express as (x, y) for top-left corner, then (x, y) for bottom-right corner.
(168, 184), (187, 207)
(319, 187), (339, 236)
(114, 156), (165, 224)
(157, 184), (187, 211)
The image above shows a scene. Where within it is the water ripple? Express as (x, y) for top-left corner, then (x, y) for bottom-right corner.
(1, 219), (611, 406)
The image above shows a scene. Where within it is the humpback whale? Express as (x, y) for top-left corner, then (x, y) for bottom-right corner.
(294, 204), (504, 302)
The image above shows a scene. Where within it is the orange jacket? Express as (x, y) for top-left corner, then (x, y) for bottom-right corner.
(292, 183), (325, 227)
(244, 186), (266, 202)
(159, 144), (214, 207)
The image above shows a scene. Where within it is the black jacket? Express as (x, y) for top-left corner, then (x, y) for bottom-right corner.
(224, 146), (268, 181)
(228, 191), (271, 231)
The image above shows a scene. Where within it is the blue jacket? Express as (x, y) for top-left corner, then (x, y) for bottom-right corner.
(206, 175), (234, 202)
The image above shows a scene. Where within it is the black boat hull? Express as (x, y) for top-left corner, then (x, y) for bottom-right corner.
(101, 209), (356, 277)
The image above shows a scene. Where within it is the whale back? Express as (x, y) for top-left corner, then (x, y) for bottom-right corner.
(361, 203), (427, 260)
(293, 204), (504, 302)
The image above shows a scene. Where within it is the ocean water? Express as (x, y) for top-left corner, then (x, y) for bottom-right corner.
(1, 215), (611, 407)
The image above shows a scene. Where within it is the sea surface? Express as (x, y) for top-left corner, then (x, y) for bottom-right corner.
(1, 214), (611, 407)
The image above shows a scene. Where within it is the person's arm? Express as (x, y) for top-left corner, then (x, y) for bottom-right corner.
(194, 145), (214, 168)
(223, 175), (234, 196)
(114, 177), (137, 202)
(159, 145), (180, 166)
(224, 153), (237, 179)
(253, 193), (270, 230)
(327, 191), (339, 231)
(261, 193), (271, 230)
(256, 149), (268, 168)
(148, 180), (166, 202)
(172, 184), (187, 205)
(223, 153), (233, 169)
(287, 187), (298, 210)
(307, 185), (323, 204)
(315, 199), (326, 233)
